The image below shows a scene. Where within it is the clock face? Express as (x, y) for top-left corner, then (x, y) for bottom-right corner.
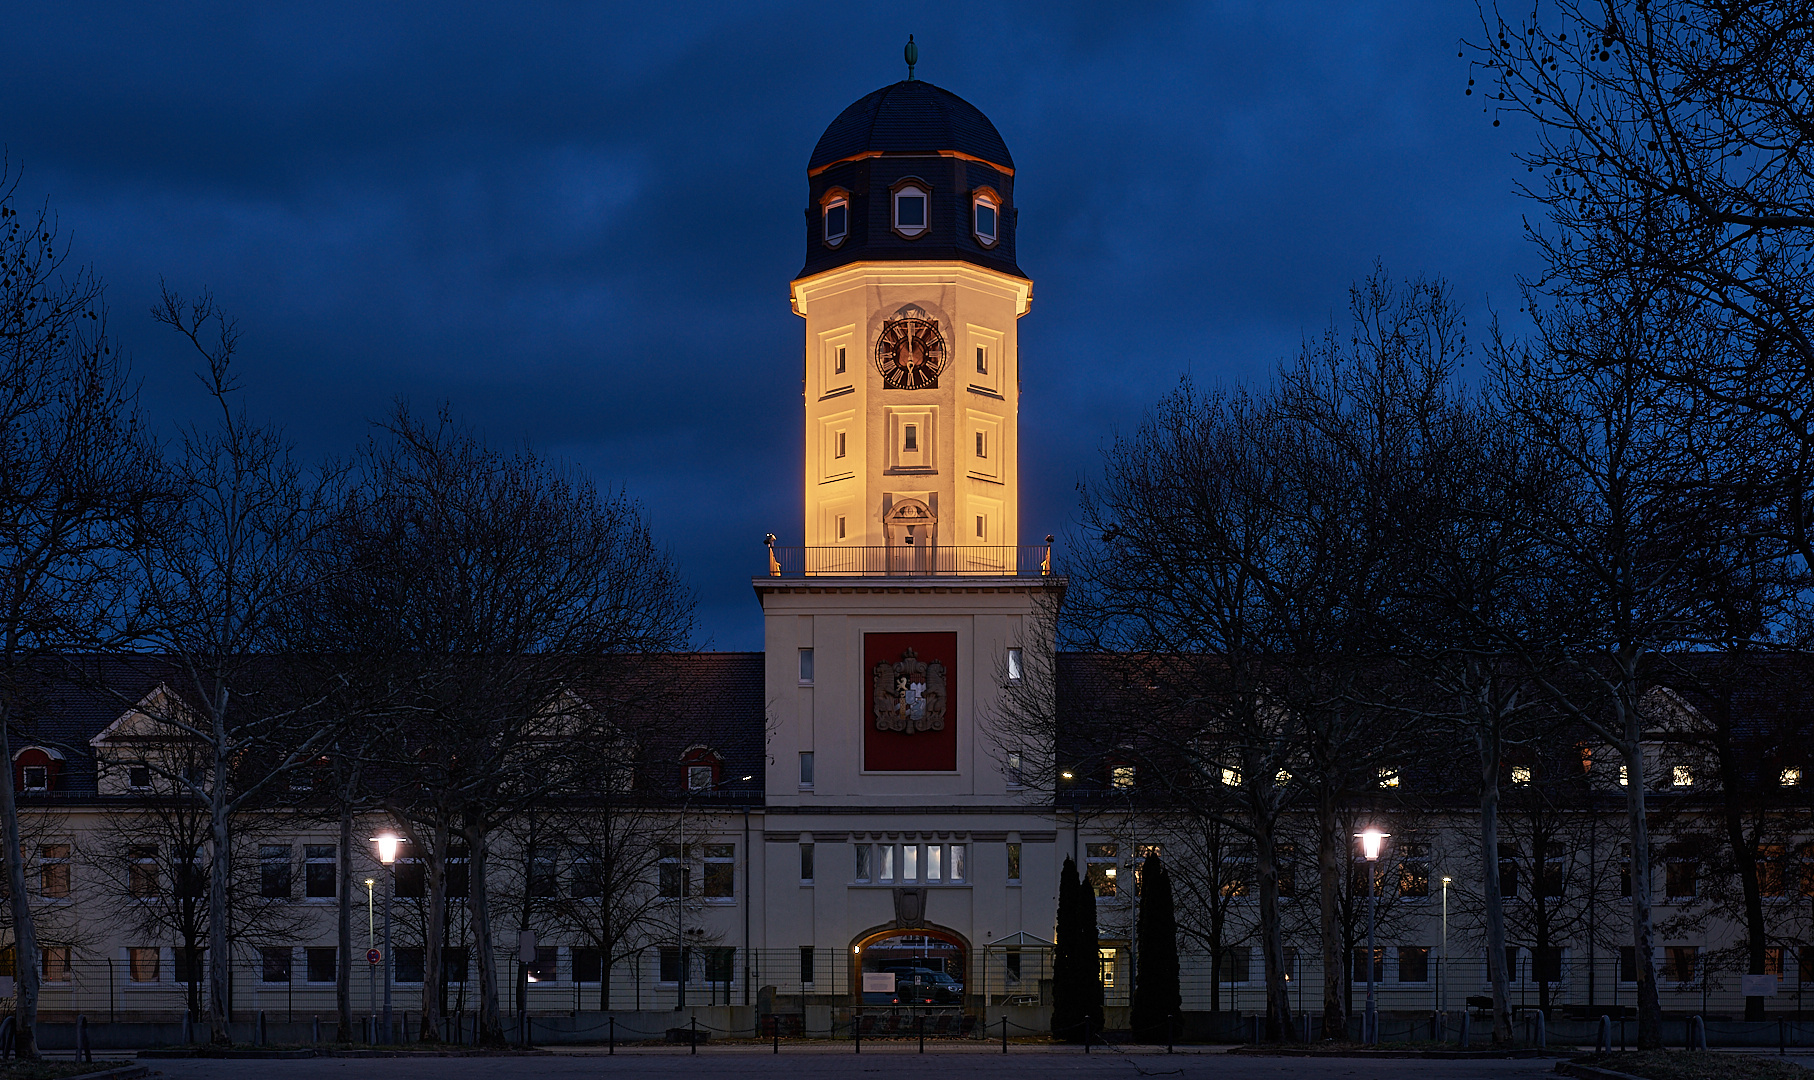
(874, 314), (947, 390)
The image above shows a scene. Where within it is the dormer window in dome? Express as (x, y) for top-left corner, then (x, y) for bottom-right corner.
(821, 188), (849, 248)
(972, 187), (1001, 248)
(892, 178), (930, 239)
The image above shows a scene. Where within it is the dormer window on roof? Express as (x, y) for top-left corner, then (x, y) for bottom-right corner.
(822, 189), (849, 248)
(972, 188), (999, 247)
(892, 179), (929, 239)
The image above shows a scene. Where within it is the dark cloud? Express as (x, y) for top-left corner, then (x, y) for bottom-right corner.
(3, 1), (1533, 649)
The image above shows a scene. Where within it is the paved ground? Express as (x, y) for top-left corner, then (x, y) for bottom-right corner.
(132, 1049), (1571, 1080)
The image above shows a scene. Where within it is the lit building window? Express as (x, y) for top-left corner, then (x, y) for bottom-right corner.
(1276, 769), (1292, 786)
(1378, 768), (1400, 788)
(1782, 767), (1801, 786)
(1086, 843), (1118, 896)
(1618, 765), (1629, 787)
(892, 181), (929, 238)
(1221, 766), (1242, 787)
(1510, 766), (1533, 785)
(1673, 765), (1694, 787)
(1111, 764), (1136, 789)
(1006, 647), (1023, 684)
(1098, 948), (1117, 987)
(823, 191), (848, 247)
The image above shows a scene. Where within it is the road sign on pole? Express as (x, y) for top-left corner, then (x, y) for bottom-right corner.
(367, 948), (382, 966)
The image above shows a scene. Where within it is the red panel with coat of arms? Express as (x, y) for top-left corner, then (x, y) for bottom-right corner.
(863, 632), (958, 772)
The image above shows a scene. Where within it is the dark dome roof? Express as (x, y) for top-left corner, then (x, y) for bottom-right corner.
(809, 80), (1013, 173)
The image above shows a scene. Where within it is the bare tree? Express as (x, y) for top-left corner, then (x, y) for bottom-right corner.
(0, 169), (159, 1057)
(314, 406), (694, 1043)
(132, 287), (348, 1041)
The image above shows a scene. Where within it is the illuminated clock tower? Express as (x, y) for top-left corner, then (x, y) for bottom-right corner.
(753, 54), (1060, 994)
(789, 71), (1031, 563)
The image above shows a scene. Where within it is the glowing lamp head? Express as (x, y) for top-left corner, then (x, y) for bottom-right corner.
(1356, 828), (1389, 861)
(1441, 875), (1452, 885)
(373, 833), (402, 865)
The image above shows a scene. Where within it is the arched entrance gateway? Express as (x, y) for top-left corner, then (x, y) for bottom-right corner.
(851, 923), (971, 1029)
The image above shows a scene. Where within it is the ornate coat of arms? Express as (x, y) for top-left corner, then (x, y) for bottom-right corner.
(872, 647), (947, 734)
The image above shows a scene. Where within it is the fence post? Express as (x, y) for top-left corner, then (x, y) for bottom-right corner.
(691, 1015), (698, 1054)
(1001, 1015), (1007, 1054)
(1598, 1015), (1611, 1053)
(1084, 1013), (1091, 1053)
(609, 1015), (614, 1055)
(257, 1009), (267, 1046)
(76, 1014), (88, 1063)
(855, 1015), (861, 1054)
(313, 1015), (320, 1044)
(1691, 1014), (1706, 1051)
(919, 1012), (924, 1053)
(1458, 1011), (1469, 1049)
(774, 1015), (779, 1054)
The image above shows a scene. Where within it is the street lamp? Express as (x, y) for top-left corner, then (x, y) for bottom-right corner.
(1440, 875), (1451, 1016)
(1356, 829), (1390, 1046)
(365, 878), (376, 1039)
(372, 833), (404, 1044)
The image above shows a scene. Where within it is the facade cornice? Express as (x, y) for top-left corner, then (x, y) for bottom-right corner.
(789, 261), (1033, 318)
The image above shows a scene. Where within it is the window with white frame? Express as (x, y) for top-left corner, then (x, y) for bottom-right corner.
(855, 843), (872, 882)
(822, 191), (848, 247)
(892, 181), (929, 238)
(703, 843), (734, 898)
(972, 189), (999, 246)
(798, 647), (814, 684)
(1006, 647), (1023, 684)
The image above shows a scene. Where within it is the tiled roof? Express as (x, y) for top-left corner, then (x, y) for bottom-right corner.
(809, 80), (1012, 172)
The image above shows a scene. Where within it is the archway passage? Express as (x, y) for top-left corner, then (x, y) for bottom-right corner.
(854, 927), (968, 1007)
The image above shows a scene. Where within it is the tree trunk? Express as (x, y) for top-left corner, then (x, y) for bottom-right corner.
(0, 712), (41, 1060)
(207, 738), (233, 1044)
(336, 802), (353, 1039)
(418, 820), (448, 1041)
(467, 822), (503, 1044)
(1254, 814), (1293, 1041)
(1477, 728), (1512, 1046)
(1717, 726), (1769, 1022)
(1316, 784), (1343, 1039)
(1622, 735), (1663, 1048)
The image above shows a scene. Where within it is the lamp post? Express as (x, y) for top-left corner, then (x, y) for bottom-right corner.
(372, 833), (403, 1044)
(1440, 875), (1451, 1016)
(365, 878), (376, 1038)
(1357, 829), (1389, 1046)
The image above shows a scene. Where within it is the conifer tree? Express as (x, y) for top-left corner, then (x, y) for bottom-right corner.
(1051, 857), (1104, 1042)
(1131, 853), (1182, 1041)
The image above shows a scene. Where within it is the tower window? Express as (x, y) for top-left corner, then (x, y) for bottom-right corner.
(903, 425), (918, 452)
(835, 431), (846, 459)
(836, 515), (847, 540)
(972, 190), (999, 246)
(835, 346), (847, 374)
(976, 346), (988, 374)
(975, 515), (985, 538)
(892, 181), (929, 238)
(975, 432), (986, 458)
(823, 193), (848, 247)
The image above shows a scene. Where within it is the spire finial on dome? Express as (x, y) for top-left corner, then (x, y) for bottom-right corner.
(904, 35), (918, 80)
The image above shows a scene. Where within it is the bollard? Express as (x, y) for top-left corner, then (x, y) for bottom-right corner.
(1002, 1015), (1008, 1054)
(609, 1015), (615, 1055)
(691, 1016), (698, 1054)
(855, 1016), (861, 1054)
(1533, 1009), (1545, 1049)
(774, 1015), (779, 1054)
(1084, 1014), (1091, 1053)
(1458, 1011), (1470, 1049)
(76, 1014), (88, 1063)
(1599, 1015), (1612, 1053)
(919, 1012), (925, 1053)
(1691, 1014), (1706, 1051)
(1783, 1018), (1788, 1056)
(312, 1015), (320, 1044)
(257, 1009), (267, 1046)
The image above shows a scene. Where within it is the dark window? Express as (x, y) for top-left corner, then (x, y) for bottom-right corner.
(1502, 947), (1520, 982)
(1538, 857), (1566, 898)
(261, 946), (291, 983)
(306, 948), (337, 983)
(1218, 948), (1251, 983)
(396, 947), (424, 983)
(1498, 844), (1519, 898)
(1619, 947), (1637, 983)
(173, 948), (202, 985)
(800, 843), (814, 882)
(1620, 848), (1633, 898)
(975, 202), (996, 240)
(1349, 947), (1384, 983)
(799, 945), (815, 985)
(305, 845), (336, 898)
(529, 855), (558, 899)
(976, 346), (987, 374)
(21, 766), (46, 790)
(1006, 842), (1022, 882)
(443, 947), (469, 983)
(573, 947), (603, 983)
(659, 945), (690, 983)
(128, 765), (151, 789)
(703, 844), (734, 898)
(835, 347), (847, 375)
(1666, 852), (1697, 899)
(395, 861), (425, 898)
(705, 946), (735, 983)
(904, 425), (918, 452)
(1398, 843), (1430, 897)
(1800, 946), (1814, 984)
(38, 845), (69, 898)
(129, 845), (159, 898)
(897, 194), (925, 228)
(570, 857), (603, 899)
(1665, 946), (1699, 983)
(175, 849), (205, 898)
(659, 863), (689, 899)
(260, 845), (292, 899)
(1397, 946), (1429, 983)
(1276, 844), (1297, 899)
(527, 947), (556, 982)
(824, 202), (847, 243)
(447, 846), (470, 898)
(799, 648), (814, 684)
(1005, 948), (1021, 984)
